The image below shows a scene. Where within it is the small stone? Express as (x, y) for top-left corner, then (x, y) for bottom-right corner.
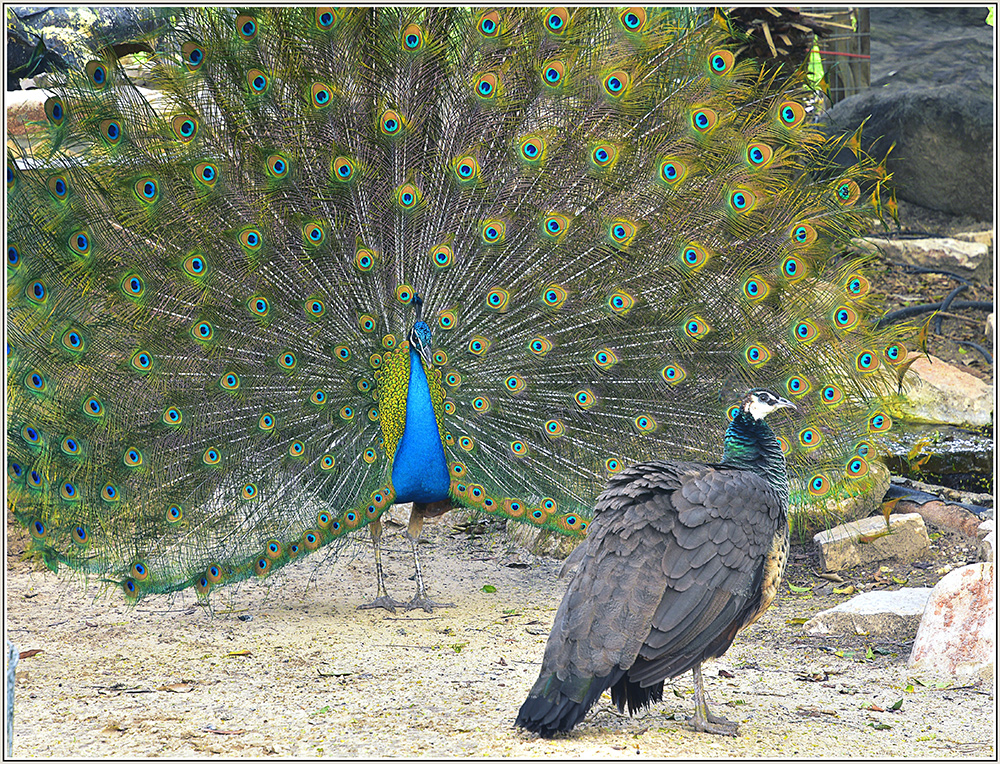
(862, 236), (990, 275)
(979, 520), (995, 562)
(813, 513), (930, 573)
(898, 355), (994, 428)
(908, 563), (995, 683)
(803, 589), (933, 639)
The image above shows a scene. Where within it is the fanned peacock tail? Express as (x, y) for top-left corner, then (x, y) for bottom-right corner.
(7, 7), (911, 601)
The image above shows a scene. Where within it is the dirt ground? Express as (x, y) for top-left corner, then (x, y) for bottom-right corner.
(5, 506), (995, 759)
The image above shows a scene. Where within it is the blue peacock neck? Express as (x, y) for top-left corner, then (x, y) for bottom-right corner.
(721, 411), (790, 509)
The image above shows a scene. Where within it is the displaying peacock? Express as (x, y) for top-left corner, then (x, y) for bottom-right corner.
(7, 7), (909, 609)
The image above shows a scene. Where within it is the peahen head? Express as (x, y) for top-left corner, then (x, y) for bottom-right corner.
(409, 294), (434, 368)
(739, 388), (798, 421)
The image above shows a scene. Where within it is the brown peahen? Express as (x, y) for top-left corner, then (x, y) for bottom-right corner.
(515, 388), (797, 737)
(7, 8), (908, 610)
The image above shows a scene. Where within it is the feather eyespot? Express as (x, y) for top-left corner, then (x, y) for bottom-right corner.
(883, 343), (907, 364)
(691, 108), (718, 133)
(247, 69), (269, 95)
(608, 220), (637, 246)
(793, 320), (819, 343)
(354, 248), (377, 271)
(47, 175), (69, 200)
(542, 284), (568, 308)
(820, 384), (844, 406)
(258, 413), (276, 432)
(277, 352), (296, 371)
(834, 305), (860, 331)
(474, 72), (499, 99)
(778, 100), (806, 128)
(453, 156), (479, 183)
(193, 162), (218, 187)
(162, 406), (183, 425)
(541, 213), (570, 239)
(545, 7), (569, 34)
(607, 290), (634, 315)
(807, 474), (831, 496)
(220, 372), (240, 391)
(593, 348), (618, 369)
(485, 288), (509, 311)
(742, 276), (769, 301)
(855, 351), (879, 373)
(402, 23), (424, 51)
(619, 7), (646, 31)
(61, 328), (86, 353)
(634, 415), (657, 434)
(332, 156), (356, 182)
(602, 70), (629, 99)
(68, 230), (92, 258)
(478, 10), (500, 37)
(181, 41), (205, 70)
(380, 110), (403, 136)
(683, 316), (710, 339)
(166, 505), (183, 523)
(45, 96), (65, 125)
(680, 244), (709, 270)
(845, 456), (870, 479)
(708, 49), (735, 75)
(100, 119), (122, 145)
(481, 220), (505, 244)
(658, 158), (687, 185)
(394, 182), (422, 210)
(746, 142), (773, 167)
(134, 177), (158, 203)
(310, 82), (333, 109)
(785, 374), (812, 397)
(744, 343), (770, 366)
(542, 60), (566, 87)
(661, 364), (686, 384)
(729, 188), (757, 213)
(574, 389), (596, 409)
(472, 396), (491, 413)
(590, 143), (618, 170)
(518, 136), (545, 164)
(315, 8), (337, 30)
(171, 115), (198, 143)
(868, 413), (891, 433)
(236, 15), (257, 41)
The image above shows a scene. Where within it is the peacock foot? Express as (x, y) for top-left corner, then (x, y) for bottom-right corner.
(686, 710), (739, 737)
(405, 595), (455, 613)
(357, 595), (406, 613)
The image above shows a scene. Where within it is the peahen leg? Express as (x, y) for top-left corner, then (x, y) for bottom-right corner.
(687, 663), (739, 736)
(357, 518), (406, 613)
(405, 503), (455, 613)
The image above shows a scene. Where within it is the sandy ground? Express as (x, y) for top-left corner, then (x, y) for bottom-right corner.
(4, 511), (996, 759)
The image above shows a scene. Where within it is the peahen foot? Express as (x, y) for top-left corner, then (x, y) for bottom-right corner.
(687, 664), (739, 737)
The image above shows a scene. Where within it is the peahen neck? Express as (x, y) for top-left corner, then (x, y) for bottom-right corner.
(721, 411), (790, 508)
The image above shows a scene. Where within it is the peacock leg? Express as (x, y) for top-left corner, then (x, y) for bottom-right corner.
(686, 663), (739, 736)
(405, 506), (455, 612)
(357, 518), (406, 612)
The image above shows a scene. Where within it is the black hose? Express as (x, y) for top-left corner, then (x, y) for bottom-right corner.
(934, 283), (969, 334)
(954, 340), (994, 365)
(877, 300), (994, 328)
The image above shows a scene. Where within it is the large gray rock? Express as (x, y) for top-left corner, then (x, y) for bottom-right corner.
(897, 354), (994, 428)
(804, 588), (932, 639)
(823, 8), (994, 220)
(908, 563), (995, 683)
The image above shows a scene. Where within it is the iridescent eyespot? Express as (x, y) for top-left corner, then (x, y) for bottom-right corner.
(778, 100), (806, 128)
(781, 255), (806, 282)
(202, 447), (222, 465)
(593, 348), (618, 369)
(834, 306), (859, 330)
(236, 14), (257, 41)
(334, 345), (351, 361)
(437, 310), (457, 330)
(303, 223), (325, 246)
(608, 220), (636, 246)
(691, 108), (718, 133)
(47, 175), (69, 200)
(466, 337), (487, 356)
(485, 288), (510, 311)
(602, 70), (629, 98)
(100, 119), (122, 145)
(380, 109), (403, 135)
(605, 458), (623, 474)
(395, 182), (422, 210)
(248, 295), (269, 317)
(182, 41), (205, 70)
(820, 384), (844, 405)
(793, 320), (818, 343)
(590, 143), (617, 169)
(708, 49), (735, 74)
(84, 396), (105, 417)
(868, 412), (891, 433)
(661, 364), (686, 384)
(679, 244), (709, 270)
(481, 220), (505, 244)
(359, 314), (377, 333)
(478, 10), (500, 37)
(289, 440), (305, 457)
(239, 228), (263, 251)
(458, 436), (475, 452)
(744, 343), (770, 366)
(475, 72), (498, 99)
(183, 253), (208, 278)
(354, 248), (377, 271)
(684, 316), (710, 339)
(258, 412), (276, 432)
(528, 337), (552, 356)
(131, 350), (154, 372)
(277, 352), (296, 370)
(747, 142), (773, 167)
(729, 188), (757, 213)
(167, 504), (183, 523)
(315, 8), (336, 30)
(658, 158), (687, 185)
(845, 456), (870, 479)
(86, 61), (108, 90)
(541, 213), (569, 239)
(545, 7), (569, 34)
(304, 298), (326, 317)
(542, 284), (568, 308)
(102, 482), (121, 502)
(247, 69), (269, 95)
(332, 156), (356, 182)
(634, 415), (657, 434)
(742, 276), (769, 301)
(402, 23), (423, 51)
(445, 371), (462, 388)
(797, 428), (821, 450)
(786, 374), (811, 397)
(45, 96), (65, 125)
(619, 7), (646, 31)
(542, 60), (566, 87)
(309, 81), (332, 109)
(61, 328), (86, 353)
(883, 343), (907, 364)
(193, 162), (218, 187)
(27, 280), (47, 305)
(504, 375), (525, 393)
(807, 474), (831, 496)
(21, 424), (41, 444)
(856, 351), (879, 373)
(835, 179), (861, 205)
(472, 396), (491, 413)
(220, 372), (240, 390)
(162, 406), (183, 425)
(171, 115), (198, 143)
(453, 156), (479, 183)
(61, 436), (81, 455)
(7, 244), (21, 269)
(574, 389), (596, 409)
(846, 273), (871, 297)
(191, 320), (214, 342)
(544, 419), (565, 438)
(68, 231), (92, 257)
(519, 136), (545, 163)
(134, 177), (158, 203)
(607, 290), (634, 315)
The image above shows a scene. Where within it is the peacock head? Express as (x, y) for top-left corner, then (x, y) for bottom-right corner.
(740, 388), (798, 421)
(409, 294), (434, 368)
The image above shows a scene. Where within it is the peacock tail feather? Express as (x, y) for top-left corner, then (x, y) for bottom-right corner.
(7, 7), (910, 601)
